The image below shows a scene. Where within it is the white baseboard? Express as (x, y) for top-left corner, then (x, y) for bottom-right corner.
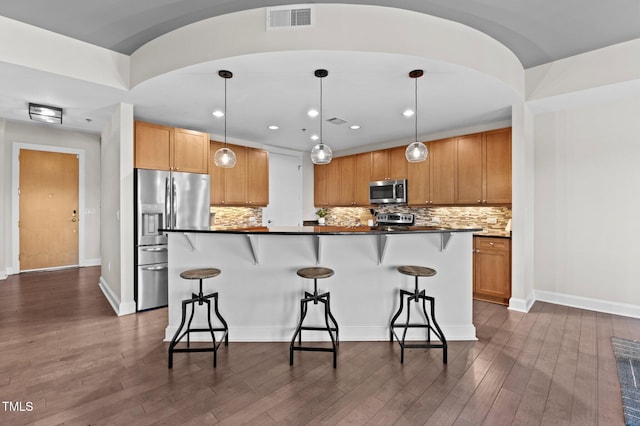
(99, 276), (136, 316)
(82, 258), (101, 267)
(508, 292), (535, 313)
(535, 289), (640, 319)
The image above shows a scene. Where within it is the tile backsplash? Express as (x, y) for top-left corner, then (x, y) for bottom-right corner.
(210, 207), (262, 227)
(321, 205), (512, 232)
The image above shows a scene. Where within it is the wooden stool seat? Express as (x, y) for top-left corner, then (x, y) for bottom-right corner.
(180, 268), (221, 280)
(297, 267), (334, 280)
(290, 266), (339, 368)
(390, 265), (447, 364)
(397, 265), (436, 278)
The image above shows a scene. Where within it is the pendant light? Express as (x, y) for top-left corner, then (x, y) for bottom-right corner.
(405, 69), (428, 162)
(310, 69), (333, 165)
(213, 70), (237, 168)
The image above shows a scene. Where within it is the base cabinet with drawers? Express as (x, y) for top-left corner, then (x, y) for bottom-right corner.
(473, 236), (511, 305)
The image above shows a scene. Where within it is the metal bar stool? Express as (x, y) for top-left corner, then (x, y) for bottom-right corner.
(168, 268), (229, 368)
(290, 267), (339, 368)
(390, 265), (447, 364)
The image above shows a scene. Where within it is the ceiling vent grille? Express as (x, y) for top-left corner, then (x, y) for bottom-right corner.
(267, 6), (313, 29)
(327, 117), (347, 125)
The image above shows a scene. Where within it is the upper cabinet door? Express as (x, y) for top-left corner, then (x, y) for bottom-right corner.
(246, 148), (269, 206)
(429, 138), (456, 204)
(388, 146), (408, 180)
(135, 121), (209, 174)
(135, 121), (172, 171)
(455, 133), (483, 204)
(370, 150), (389, 181)
(353, 152), (372, 206)
(337, 156), (356, 206)
(173, 128), (210, 174)
(483, 128), (512, 204)
(209, 141), (225, 205)
(407, 153), (430, 205)
(222, 144), (247, 205)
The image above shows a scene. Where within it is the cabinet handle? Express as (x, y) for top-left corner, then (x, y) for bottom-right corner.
(477, 200), (481, 203)
(483, 199), (486, 203)
(489, 242), (494, 246)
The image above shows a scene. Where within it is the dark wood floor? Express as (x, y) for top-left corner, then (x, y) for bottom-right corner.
(0, 266), (638, 425)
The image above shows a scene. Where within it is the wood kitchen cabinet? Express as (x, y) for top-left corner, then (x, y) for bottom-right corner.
(455, 128), (511, 205)
(370, 146), (407, 181)
(407, 138), (456, 205)
(473, 236), (511, 305)
(246, 148), (269, 206)
(314, 152), (373, 207)
(209, 141), (269, 206)
(135, 121), (209, 174)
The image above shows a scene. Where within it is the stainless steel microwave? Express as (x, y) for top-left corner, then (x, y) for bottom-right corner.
(369, 179), (407, 204)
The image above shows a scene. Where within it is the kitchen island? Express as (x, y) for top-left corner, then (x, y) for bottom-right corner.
(162, 225), (481, 343)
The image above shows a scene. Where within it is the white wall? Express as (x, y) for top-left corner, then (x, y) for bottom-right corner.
(1, 120), (101, 278)
(0, 119), (6, 279)
(533, 95), (640, 316)
(99, 103), (135, 315)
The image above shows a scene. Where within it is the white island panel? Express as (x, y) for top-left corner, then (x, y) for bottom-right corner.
(165, 230), (476, 342)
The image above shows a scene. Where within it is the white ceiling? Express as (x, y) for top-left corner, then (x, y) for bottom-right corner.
(0, 1), (638, 153)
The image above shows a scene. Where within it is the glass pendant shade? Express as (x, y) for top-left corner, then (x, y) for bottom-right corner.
(310, 69), (333, 165)
(214, 69), (236, 168)
(310, 142), (333, 164)
(405, 141), (428, 162)
(405, 69), (428, 163)
(213, 146), (237, 168)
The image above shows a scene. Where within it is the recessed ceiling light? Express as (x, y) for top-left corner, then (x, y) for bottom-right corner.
(402, 109), (415, 117)
(212, 110), (224, 118)
(350, 125), (360, 130)
(310, 134), (319, 141)
(268, 125), (279, 130)
(308, 109), (319, 118)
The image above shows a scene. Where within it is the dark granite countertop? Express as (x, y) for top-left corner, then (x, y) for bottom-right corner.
(161, 225), (483, 236)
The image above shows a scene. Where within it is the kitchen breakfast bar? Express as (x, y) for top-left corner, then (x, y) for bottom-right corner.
(162, 226), (480, 344)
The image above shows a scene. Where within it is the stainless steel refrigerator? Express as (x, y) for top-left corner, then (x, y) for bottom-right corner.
(134, 169), (210, 311)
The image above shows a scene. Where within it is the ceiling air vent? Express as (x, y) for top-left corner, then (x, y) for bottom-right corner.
(267, 6), (313, 30)
(327, 117), (347, 125)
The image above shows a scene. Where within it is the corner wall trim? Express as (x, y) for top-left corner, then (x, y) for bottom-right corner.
(99, 276), (136, 316)
(508, 291), (535, 313)
(535, 289), (640, 319)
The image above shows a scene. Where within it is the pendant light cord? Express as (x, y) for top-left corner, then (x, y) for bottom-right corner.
(224, 76), (227, 147)
(414, 75), (418, 143)
(319, 76), (323, 146)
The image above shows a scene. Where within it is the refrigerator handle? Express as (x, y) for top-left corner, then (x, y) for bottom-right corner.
(172, 178), (177, 228)
(164, 177), (171, 229)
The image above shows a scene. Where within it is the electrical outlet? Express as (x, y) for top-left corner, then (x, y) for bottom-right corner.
(487, 217), (498, 224)
(431, 217), (440, 223)
(249, 216), (256, 223)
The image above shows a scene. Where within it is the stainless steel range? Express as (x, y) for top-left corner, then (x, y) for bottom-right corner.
(376, 213), (415, 226)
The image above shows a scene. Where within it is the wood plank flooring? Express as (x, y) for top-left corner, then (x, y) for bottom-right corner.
(0, 266), (638, 425)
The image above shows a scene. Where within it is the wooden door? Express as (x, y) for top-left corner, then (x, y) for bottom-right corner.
(484, 128), (512, 204)
(134, 121), (172, 170)
(19, 150), (79, 270)
(173, 128), (209, 174)
(246, 148), (269, 206)
(455, 134), (483, 204)
(428, 138), (456, 204)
